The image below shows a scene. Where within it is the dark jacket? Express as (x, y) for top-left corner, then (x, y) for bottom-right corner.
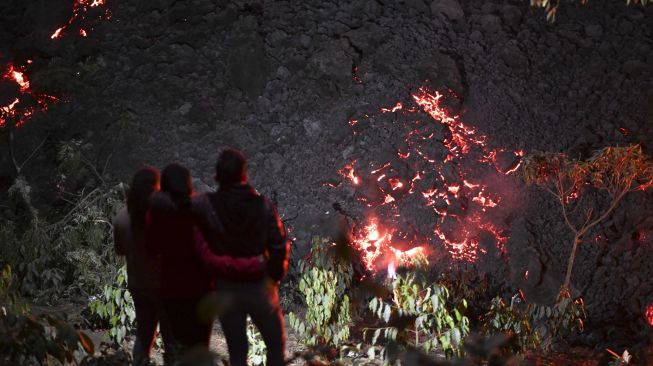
(193, 184), (290, 281)
(145, 192), (264, 299)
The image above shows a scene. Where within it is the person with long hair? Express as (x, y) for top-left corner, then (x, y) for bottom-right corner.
(112, 167), (173, 366)
(145, 163), (264, 360)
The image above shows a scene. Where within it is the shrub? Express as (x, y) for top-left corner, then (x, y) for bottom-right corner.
(367, 259), (470, 360)
(247, 316), (267, 365)
(482, 295), (541, 354)
(0, 264), (95, 364)
(88, 265), (136, 344)
(288, 237), (353, 352)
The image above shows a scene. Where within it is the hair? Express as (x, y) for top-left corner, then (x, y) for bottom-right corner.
(215, 148), (247, 188)
(160, 163), (193, 210)
(127, 167), (159, 228)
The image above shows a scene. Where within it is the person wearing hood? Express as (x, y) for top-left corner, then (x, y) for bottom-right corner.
(145, 163), (265, 360)
(193, 148), (290, 366)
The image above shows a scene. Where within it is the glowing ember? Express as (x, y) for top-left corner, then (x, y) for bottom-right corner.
(339, 162), (360, 185)
(51, 0), (110, 40)
(381, 102), (403, 113)
(646, 303), (653, 327)
(7, 65), (29, 91)
(336, 87), (521, 272)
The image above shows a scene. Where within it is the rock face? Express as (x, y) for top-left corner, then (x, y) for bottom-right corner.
(1, 0), (653, 347)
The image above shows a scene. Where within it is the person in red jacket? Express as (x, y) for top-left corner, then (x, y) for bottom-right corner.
(145, 163), (264, 360)
(193, 149), (290, 366)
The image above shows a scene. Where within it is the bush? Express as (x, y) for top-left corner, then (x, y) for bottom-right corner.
(0, 181), (125, 303)
(288, 237), (353, 352)
(482, 295), (541, 354)
(0, 264), (95, 365)
(247, 316), (267, 365)
(367, 258), (470, 360)
(482, 291), (585, 353)
(88, 265), (136, 343)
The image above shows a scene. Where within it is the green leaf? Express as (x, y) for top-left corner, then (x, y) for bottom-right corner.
(383, 305), (391, 323)
(372, 328), (381, 345)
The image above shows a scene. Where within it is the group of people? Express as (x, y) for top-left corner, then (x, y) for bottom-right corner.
(112, 148), (290, 366)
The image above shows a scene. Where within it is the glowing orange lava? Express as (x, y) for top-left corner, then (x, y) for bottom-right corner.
(51, 0), (109, 39)
(336, 87), (521, 272)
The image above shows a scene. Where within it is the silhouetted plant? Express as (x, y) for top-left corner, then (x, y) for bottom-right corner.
(288, 237), (353, 353)
(522, 145), (653, 300)
(366, 256), (470, 360)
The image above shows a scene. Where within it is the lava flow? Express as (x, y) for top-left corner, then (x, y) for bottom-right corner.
(51, 0), (110, 40)
(1, 1), (109, 130)
(0, 64), (58, 129)
(338, 87), (523, 274)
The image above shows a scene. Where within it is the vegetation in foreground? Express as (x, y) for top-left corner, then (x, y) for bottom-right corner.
(1, 143), (652, 365)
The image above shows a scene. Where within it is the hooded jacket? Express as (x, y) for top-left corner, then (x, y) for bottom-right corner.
(193, 184), (289, 281)
(145, 191), (264, 299)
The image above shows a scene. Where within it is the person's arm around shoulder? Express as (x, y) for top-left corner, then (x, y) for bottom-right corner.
(192, 226), (265, 280)
(112, 206), (129, 256)
(264, 198), (290, 282)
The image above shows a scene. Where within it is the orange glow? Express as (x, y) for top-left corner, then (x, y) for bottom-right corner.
(646, 303), (653, 327)
(388, 178), (403, 190)
(339, 162), (360, 185)
(8, 66), (29, 91)
(381, 102), (403, 113)
(333, 87), (520, 271)
(51, 0), (110, 40)
(1, 63), (59, 128)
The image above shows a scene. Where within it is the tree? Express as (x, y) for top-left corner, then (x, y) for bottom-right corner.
(522, 145), (653, 299)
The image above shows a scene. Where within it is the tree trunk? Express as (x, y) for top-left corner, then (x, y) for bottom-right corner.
(561, 234), (581, 297)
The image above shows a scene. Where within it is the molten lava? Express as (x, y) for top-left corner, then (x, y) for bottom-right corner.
(3, 1), (108, 129)
(338, 87), (522, 272)
(0, 64), (58, 128)
(51, 0), (110, 40)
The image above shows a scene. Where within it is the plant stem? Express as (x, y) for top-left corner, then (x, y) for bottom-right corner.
(562, 234), (580, 294)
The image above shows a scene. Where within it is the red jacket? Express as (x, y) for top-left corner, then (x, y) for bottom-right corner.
(145, 192), (264, 300)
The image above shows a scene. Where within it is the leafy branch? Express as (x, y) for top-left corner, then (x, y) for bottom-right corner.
(522, 145), (653, 299)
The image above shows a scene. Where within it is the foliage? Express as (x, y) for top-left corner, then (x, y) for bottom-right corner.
(88, 265), (136, 344)
(0, 264), (95, 365)
(482, 295), (541, 354)
(529, 0), (649, 22)
(528, 290), (586, 349)
(0, 265), (28, 316)
(0, 141), (125, 302)
(366, 258), (470, 361)
(522, 145), (653, 298)
(247, 316), (267, 365)
(0, 312), (95, 365)
(483, 291), (585, 353)
(288, 237), (353, 351)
